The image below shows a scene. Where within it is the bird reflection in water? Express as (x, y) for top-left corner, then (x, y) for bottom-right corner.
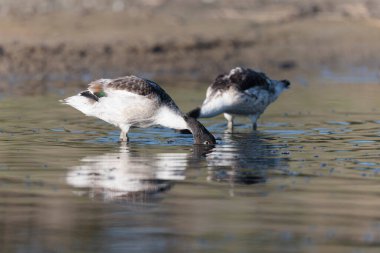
(66, 133), (287, 200)
(206, 132), (288, 186)
(66, 144), (214, 201)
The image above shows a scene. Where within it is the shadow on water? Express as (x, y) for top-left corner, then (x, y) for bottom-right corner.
(65, 132), (289, 201)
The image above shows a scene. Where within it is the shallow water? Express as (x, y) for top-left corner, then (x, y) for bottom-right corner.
(1, 83), (380, 253)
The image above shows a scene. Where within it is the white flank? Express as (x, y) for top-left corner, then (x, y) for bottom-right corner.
(201, 90), (235, 118)
(154, 106), (188, 130)
(63, 89), (158, 129)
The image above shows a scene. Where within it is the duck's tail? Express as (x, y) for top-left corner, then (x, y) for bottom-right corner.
(60, 92), (98, 116)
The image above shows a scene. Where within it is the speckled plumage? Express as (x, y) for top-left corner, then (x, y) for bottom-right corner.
(208, 67), (270, 95)
(188, 67), (290, 131)
(87, 76), (179, 110)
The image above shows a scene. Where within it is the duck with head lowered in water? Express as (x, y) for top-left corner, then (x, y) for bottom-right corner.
(187, 67), (290, 131)
(62, 75), (216, 145)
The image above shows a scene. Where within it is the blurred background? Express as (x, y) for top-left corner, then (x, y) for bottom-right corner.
(0, 0), (380, 95)
(2, 2), (380, 253)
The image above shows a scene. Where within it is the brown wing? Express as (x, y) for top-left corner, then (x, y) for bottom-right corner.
(88, 76), (180, 110)
(106, 76), (161, 97)
(209, 67), (271, 93)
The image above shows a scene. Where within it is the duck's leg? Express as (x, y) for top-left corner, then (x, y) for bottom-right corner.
(249, 115), (258, 131)
(119, 131), (128, 142)
(224, 113), (234, 132)
(119, 125), (130, 142)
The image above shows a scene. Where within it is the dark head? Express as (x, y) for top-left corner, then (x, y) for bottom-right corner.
(280, 79), (291, 89)
(187, 107), (201, 119)
(184, 116), (216, 145)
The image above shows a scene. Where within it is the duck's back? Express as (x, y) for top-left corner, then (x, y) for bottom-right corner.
(90, 76), (178, 109)
(207, 67), (271, 97)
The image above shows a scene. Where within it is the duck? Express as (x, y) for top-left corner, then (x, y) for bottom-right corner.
(62, 75), (216, 144)
(187, 67), (290, 131)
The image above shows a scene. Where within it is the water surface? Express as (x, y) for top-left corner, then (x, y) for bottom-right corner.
(1, 83), (380, 253)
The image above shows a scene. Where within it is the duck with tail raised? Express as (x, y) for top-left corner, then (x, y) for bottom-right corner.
(62, 75), (216, 145)
(187, 67), (290, 131)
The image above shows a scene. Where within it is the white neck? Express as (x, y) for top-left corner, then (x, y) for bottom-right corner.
(154, 106), (188, 130)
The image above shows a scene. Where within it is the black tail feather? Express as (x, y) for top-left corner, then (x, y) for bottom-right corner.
(80, 90), (99, 102)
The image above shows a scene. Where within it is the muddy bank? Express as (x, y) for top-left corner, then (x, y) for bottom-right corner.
(1, 0), (380, 95)
(0, 37), (289, 95)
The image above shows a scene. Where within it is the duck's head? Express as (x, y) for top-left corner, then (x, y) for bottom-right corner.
(184, 116), (216, 145)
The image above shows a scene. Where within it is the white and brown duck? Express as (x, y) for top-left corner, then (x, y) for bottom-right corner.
(62, 75), (216, 144)
(187, 67), (290, 131)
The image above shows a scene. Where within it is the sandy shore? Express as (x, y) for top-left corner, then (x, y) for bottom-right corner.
(0, 0), (380, 95)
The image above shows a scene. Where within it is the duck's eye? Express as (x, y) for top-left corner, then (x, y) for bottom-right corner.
(204, 141), (210, 145)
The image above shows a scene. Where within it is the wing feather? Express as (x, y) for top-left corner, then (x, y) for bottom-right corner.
(208, 67), (272, 94)
(86, 75), (180, 111)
